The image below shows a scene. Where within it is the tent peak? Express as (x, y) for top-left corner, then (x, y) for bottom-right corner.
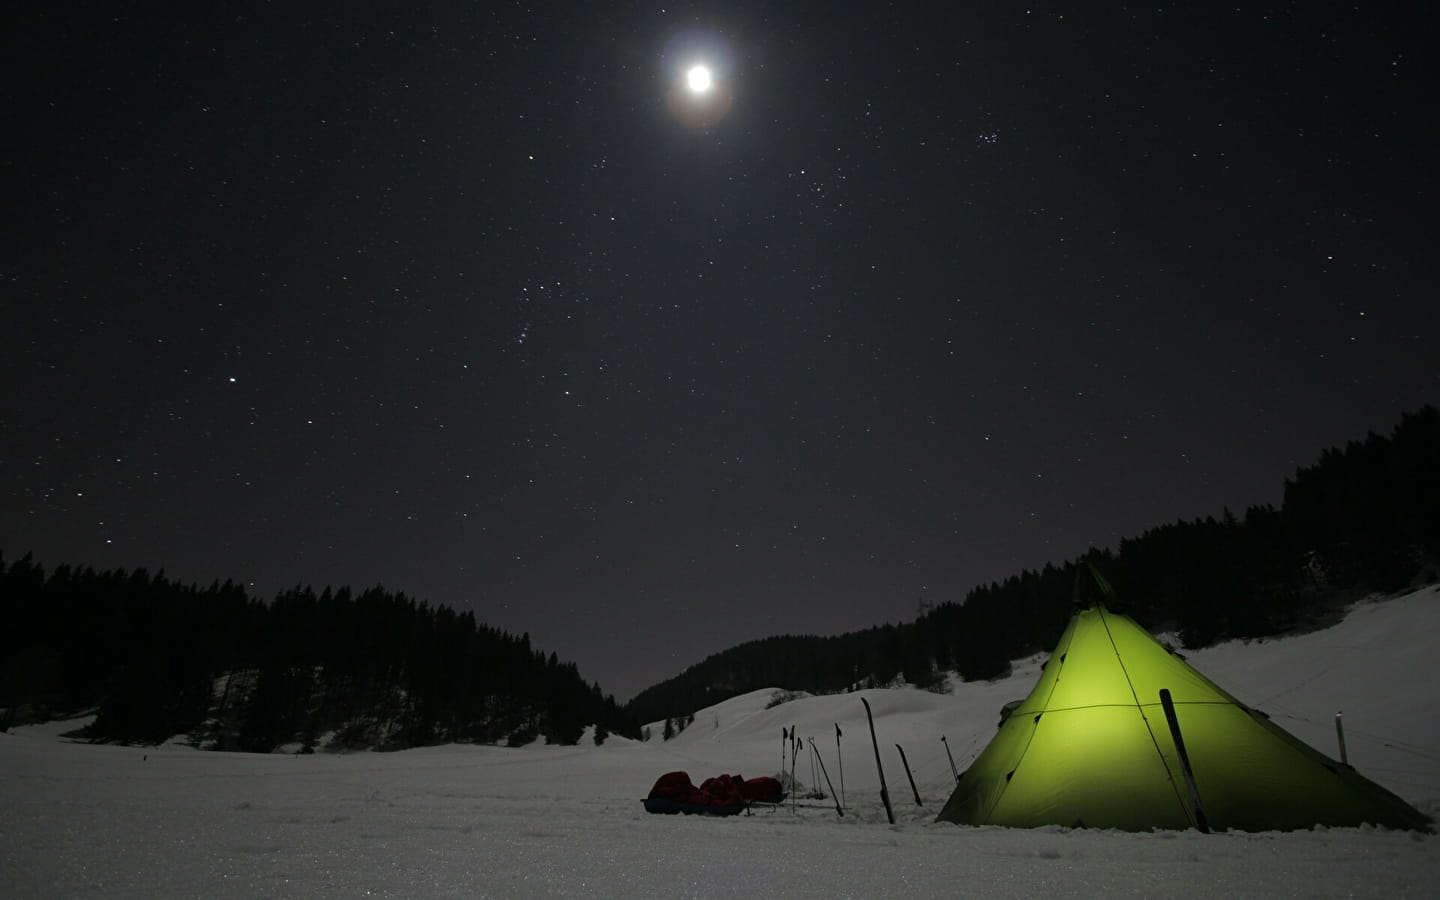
(1072, 562), (1121, 611)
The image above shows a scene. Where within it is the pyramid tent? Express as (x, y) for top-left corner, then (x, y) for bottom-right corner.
(936, 570), (1431, 832)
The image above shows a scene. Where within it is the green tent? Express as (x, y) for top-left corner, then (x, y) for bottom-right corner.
(936, 574), (1431, 832)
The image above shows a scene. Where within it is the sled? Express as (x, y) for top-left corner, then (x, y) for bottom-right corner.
(641, 797), (747, 816)
(642, 771), (784, 816)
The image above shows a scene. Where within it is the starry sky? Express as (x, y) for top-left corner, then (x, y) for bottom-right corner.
(4, 3), (1435, 702)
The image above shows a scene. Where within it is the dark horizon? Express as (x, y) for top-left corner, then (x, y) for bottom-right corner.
(6, 402), (1434, 708)
(4, 3), (1435, 702)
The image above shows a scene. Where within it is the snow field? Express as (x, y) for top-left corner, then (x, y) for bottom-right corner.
(4, 586), (1438, 898)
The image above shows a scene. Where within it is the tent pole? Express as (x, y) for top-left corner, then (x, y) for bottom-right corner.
(861, 697), (895, 824)
(1159, 688), (1211, 833)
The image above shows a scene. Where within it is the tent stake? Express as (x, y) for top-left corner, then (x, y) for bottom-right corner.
(1335, 711), (1349, 765)
(808, 738), (845, 816)
(861, 697), (895, 824)
(941, 734), (960, 783)
(896, 743), (923, 806)
(1159, 688), (1211, 833)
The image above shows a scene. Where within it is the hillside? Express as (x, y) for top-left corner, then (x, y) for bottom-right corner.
(0, 572), (638, 748)
(641, 585), (1440, 814)
(628, 406), (1440, 723)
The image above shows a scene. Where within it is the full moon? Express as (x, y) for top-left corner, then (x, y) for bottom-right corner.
(662, 31), (734, 130)
(686, 65), (713, 93)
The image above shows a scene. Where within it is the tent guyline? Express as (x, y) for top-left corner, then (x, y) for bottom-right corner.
(1097, 598), (1198, 827)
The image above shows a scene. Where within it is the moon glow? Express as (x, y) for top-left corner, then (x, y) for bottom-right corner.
(686, 65), (713, 93)
(662, 29), (735, 131)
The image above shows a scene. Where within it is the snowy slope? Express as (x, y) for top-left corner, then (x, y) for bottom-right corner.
(3, 587), (1437, 898)
(648, 586), (1440, 812)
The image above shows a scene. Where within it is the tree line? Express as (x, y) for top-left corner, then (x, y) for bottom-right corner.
(6, 407), (1436, 741)
(1, 568), (639, 749)
(626, 405), (1440, 725)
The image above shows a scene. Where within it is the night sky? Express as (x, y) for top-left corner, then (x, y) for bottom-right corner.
(4, 3), (1435, 701)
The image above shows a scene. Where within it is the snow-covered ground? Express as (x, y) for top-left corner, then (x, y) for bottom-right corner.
(4, 587), (1438, 898)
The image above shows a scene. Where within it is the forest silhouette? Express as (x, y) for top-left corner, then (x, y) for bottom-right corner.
(5, 406), (1437, 748)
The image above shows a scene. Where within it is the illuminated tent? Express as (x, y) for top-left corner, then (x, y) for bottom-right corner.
(936, 568), (1431, 832)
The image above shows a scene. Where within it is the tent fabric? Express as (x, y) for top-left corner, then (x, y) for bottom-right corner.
(936, 603), (1431, 832)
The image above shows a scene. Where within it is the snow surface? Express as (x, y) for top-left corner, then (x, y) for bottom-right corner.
(4, 587), (1439, 898)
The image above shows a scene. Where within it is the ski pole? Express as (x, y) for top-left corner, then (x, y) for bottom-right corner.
(810, 738), (819, 797)
(792, 727), (800, 812)
(808, 738), (844, 816)
(782, 727), (789, 787)
(941, 734), (959, 783)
